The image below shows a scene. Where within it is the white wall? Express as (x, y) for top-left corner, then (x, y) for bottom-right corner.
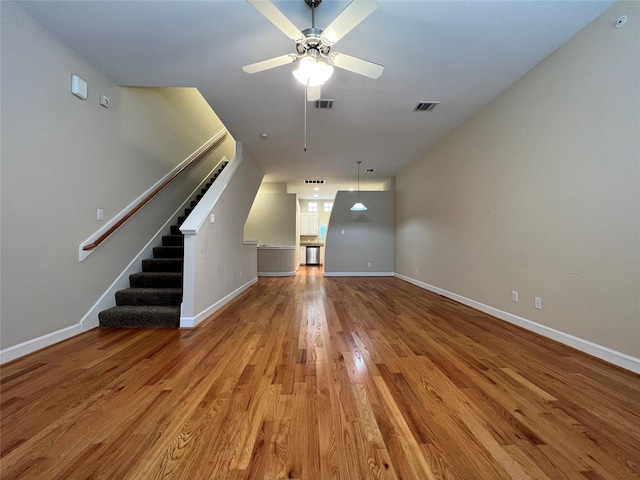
(395, 2), (640, 364)
(324, 191), (394, 275)
(0, 2), (235, 351)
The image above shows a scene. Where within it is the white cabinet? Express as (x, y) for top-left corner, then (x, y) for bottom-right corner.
(300, 213), (318, 235)
(299, 246), (306, 265)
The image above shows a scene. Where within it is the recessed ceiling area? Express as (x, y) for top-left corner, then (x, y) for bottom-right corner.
(18, 0), (614, 188)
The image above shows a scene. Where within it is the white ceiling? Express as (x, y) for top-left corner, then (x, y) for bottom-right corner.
(19, 0), (613, 199)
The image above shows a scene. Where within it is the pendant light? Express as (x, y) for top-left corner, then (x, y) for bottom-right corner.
(350, 161), (367, 211)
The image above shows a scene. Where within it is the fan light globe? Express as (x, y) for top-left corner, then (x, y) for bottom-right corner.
(293, 57), (334, 86)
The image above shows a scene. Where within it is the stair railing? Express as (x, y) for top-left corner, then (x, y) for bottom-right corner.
(80, 129), (227, 259)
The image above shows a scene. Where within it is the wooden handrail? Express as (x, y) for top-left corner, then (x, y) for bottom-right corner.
(82, 132), (227, 251)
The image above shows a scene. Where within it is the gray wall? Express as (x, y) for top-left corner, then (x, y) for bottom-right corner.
(0, 2), (235, 350)
(395, 2), (639, 359)
(324, 191), (394, 275)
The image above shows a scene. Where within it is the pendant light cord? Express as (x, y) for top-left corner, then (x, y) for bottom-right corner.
(357, 160), (361, 203)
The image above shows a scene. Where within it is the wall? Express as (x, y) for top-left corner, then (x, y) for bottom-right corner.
(181, 148), (264, 325)
(244, 184), (297, 246)
(395, 2), (640, 365)
(0, 2), (235, 353)
(324, 191), (395, 275)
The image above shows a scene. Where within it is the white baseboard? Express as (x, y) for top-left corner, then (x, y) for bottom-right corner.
(323, 271), (395, 277)
(180, 277), (258, 328)
(0, 323), (84, 365)
(258, 271), (296, 277)
(395, 273), (640, 375)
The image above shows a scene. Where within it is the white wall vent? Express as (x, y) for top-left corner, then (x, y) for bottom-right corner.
(414, 101), (440, 112)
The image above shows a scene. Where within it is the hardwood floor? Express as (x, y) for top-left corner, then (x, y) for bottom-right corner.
(1, 267), (639, 479)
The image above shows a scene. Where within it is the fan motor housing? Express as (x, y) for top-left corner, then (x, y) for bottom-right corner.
(298, 28), (331, 56)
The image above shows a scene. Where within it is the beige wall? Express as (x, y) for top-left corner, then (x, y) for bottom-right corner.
(0, 2), (235, 350)
(395, 2), (639, 359)
(191, 152), (263, 318)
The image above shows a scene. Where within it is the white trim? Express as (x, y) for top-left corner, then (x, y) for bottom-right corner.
(78, 129), (227, 261)
(395, 273), (640, 374)
(0, 324), (84, 365)
(258, 271), (296, 277)
(257, 246), (296, 250)
(180, 277), (258, 328)
(323, 272), (395, 277)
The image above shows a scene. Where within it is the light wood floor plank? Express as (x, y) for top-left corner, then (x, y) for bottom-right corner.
(2, 268), (639, 479)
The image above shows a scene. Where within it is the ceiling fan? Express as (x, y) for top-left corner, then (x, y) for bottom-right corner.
(242, 0), (384, 101)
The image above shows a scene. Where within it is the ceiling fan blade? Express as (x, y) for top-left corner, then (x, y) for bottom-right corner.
(329, 53), (384, 79)
(247, 0), (305, 42)
(321, 0), (378, 45)
(307, 85), (321, 102)
(242, 54), (297, 74)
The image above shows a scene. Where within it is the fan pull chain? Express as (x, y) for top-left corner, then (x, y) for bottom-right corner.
(304, 82), (308, 151)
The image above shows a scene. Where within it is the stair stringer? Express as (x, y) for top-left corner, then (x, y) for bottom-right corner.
(79, 158), (230, 331)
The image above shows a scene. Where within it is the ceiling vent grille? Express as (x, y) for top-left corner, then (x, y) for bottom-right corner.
(366, 168), (375, 172)
(314, 99), (335, 109)
(414, 101), (440, 112)
(305, 179), (325, 184)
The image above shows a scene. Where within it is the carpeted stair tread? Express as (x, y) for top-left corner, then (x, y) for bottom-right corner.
(116, 288), (182, 306)
(162, 235), (184, 246)
(142, 258), (183, 272)
(99, 306), (180, 328)
(129, 272), (182, 288)
(153, 246), (184, 258)
(99, 161), (229, 328)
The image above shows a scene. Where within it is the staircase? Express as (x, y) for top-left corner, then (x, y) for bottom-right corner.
(98, 162), (228, 328)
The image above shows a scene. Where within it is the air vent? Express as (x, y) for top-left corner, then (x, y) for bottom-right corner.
(366, 168), (375, 172)
(314, 99), (335, 109)
(414, 101), (440, 112)
(305, 180), (325, 184)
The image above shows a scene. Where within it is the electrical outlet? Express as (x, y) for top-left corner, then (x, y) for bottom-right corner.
(97, 209), (104, 221)
(367, 262), (371, 267)
(534, 297), (542, 310)
(415, 267), (419, 274)
(512, 290), (518, 303)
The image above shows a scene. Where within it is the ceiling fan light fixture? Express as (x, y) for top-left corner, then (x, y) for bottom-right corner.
(293, 56), (334, 86)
